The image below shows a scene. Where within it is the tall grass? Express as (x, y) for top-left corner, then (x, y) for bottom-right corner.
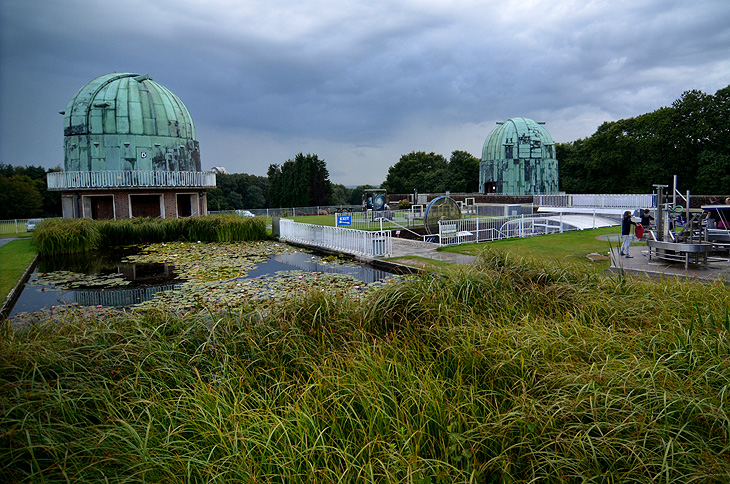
(34, 215), (267, 256)
(31, 218), (99, 256)
(1, 250), (729, 482)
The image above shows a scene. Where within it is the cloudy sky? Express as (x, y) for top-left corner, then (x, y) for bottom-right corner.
(1, 0), (729, 186)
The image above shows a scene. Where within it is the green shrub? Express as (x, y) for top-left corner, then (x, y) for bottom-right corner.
(397, 199), (412, 209)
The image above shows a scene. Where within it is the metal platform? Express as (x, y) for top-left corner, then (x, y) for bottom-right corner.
(646, 239), (713, 269)
(610, 246), (730, 282)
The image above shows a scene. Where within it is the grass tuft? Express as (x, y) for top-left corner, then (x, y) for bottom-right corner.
(1, 249), (729, 482)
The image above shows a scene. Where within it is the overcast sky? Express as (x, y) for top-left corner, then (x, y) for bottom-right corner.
(1, 0), (729, 186)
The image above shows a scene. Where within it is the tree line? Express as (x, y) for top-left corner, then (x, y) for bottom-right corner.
(558, 85), (730, 194)
(0, 164), (61, 220)
(3, 83), (727, 216)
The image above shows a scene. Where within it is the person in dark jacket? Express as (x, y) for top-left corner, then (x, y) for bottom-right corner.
(639, 209), (654, 229)
(620, 211), (636, 258)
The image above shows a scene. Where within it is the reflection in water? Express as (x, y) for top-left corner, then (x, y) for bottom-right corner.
(10, 249), (395, 318)
(11, 252), (181, 317)
(245, 253), (393, 284)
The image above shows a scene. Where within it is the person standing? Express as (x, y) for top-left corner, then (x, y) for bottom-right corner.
(620, 211), (636, 258)
(639, 209), (654, 229)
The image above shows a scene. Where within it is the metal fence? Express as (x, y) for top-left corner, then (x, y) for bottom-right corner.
(333, 209), (425, 231)
(436, 213), (615, 246)
(0, 218), (46, 235)
(534, 194), (655, 209)
(210, 205), (361, 218)
(279, 219), (392, 257)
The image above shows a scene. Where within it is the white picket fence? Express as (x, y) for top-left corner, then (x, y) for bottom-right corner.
(279, 219), (392, 257)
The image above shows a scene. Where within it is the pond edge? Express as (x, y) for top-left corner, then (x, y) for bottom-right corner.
(1, 254), (39, 321)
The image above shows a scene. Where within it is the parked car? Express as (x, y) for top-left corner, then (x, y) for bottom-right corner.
(26, 218), (43, 231)
(234, 210), (255, 218)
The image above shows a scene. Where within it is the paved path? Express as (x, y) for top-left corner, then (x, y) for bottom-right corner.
(609, 245), (730, 282)
(0, 237), (20, 249)
(388, 238), (477, 265)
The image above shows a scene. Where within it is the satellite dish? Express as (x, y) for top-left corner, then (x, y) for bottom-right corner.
(424, 196), (461, 235)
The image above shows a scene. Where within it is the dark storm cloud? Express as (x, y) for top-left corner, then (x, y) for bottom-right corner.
(2, 0), (730, 185)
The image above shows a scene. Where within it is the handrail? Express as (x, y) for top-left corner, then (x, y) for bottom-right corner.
(47, 171), (217, 190)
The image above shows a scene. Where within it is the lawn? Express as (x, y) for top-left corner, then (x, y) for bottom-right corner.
(440, 225), (641, 269)
(0, 238), (36, 303)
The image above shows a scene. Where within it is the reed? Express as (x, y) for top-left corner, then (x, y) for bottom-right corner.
(32, 218), (99, 256)
(184, 214), (266, 242)
(33, 215), (267, 255)
(1, 252), (729, 483)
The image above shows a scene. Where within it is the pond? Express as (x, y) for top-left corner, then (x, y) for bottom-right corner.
(9, 241), (402, 324)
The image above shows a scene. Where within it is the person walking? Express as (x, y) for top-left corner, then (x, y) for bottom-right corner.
(620, 210), (636, 258)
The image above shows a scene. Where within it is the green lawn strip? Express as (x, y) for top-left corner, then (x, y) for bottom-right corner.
(290, 214), (426, 231)
(0, 229), (32, 238)
(440, 226), (644, 267)
(0, 238), (37, 303)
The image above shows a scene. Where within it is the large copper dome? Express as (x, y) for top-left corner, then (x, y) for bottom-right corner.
(61, 73), (200, 173)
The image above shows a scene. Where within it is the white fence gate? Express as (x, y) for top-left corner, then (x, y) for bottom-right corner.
(279, 219), (392, 257)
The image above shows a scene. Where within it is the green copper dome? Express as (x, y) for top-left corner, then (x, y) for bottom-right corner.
(479, 117), (559, 195)
(61, 73), (201, 172)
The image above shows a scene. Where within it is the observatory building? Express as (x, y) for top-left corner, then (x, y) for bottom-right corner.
(479, 117), (559, 195)
(48, 73), (215, 219)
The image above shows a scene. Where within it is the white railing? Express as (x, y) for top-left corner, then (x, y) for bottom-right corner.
(534, 194), (654, 208)
(279, 219), (392, 257)
(0, 218), (51, 235)
(436, 213), (615, 246)
(47, 171), (217, 190)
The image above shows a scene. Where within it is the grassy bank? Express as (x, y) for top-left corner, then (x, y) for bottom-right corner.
(1, 249), (728, 482)
(0, 238), (36, 304)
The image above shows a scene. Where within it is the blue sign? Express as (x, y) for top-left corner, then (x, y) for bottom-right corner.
(337, 215), (352, 226)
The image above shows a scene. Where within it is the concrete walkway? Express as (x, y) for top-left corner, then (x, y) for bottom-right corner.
(388, 238), (477, 265)
(0, 237), (20, 249)
(609, 245), (730, 282)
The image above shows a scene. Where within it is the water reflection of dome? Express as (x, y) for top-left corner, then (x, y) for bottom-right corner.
(71, 284), (179, 307)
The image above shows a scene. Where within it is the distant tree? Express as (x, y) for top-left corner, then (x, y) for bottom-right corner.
(0, 175), (43, 219)
(695, 151), (730, 194)
(556, 83), (730, 194)
(445, 150), (480, 192)
(330, 184), (349, 206)
(0, 164), (60, 217)
(381, 151), (448, 194)
(348, 185), (379, 205)
(208, 173), (269, 211)
(268, 153), (332, 207)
